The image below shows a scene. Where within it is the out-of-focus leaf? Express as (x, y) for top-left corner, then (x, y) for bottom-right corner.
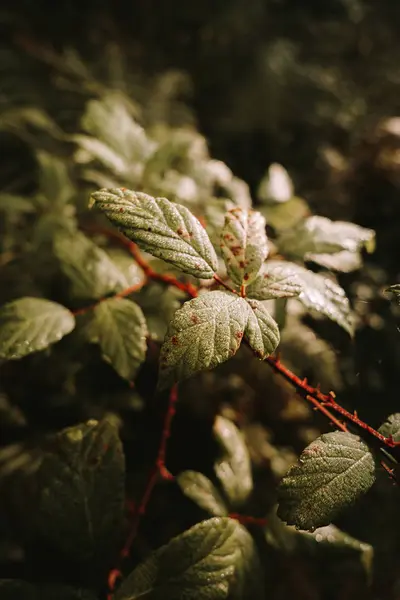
(0, 580), (97, 600)
(260, 196), (310, 231)
(35, 420), (125, 562)
(177, 471), (228, 516)
(213, 416), (253, 508)
(258, 163), (294, 204)
(36, 151), (75, 206)
(0, 297), (75, 360)
(81, 298), (147, 380)
(0, 195), (35, 214)
(278, 432), (376, 530)
(114, 517), (264, 600)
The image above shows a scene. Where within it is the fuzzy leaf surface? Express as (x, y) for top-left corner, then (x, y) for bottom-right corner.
(213, 416), (253, 508)
(35, 420), (125, 562)
(278, 432), (376, 530)
(0, 297), (75, 359)
(220, 208), (268, 287)
(177, 471), (228, 516)
(244, 300), (280, 358)
(53, 230), (127, 301)
(81, 298), (147, 380)
(114, 517), (264, 600)
(158, 291), (249, 388)
(246, 261), (302, 300)
(287, 263), (353, 334)
(90, 189), (218, 279)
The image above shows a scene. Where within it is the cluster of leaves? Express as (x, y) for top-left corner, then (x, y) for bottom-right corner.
(0, 43), (399, 600)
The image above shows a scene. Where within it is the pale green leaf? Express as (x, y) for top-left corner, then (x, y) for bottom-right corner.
(278, 432), (376, 530)
(378, 413), (400, 442)
(135, 283), (185, 342)
(213, 416), (253, 508)
(277, 216), (375, 262)
(81, 298), (147, 380)
(305, 250), (363, 272)
(74, 135), (127, 173)
(114, 517), (264, 600)
(246, 261), (302, 300)
(158, 291), (249, 388)
(106, 248), (146, 289)
(177, 471), (228, 516)
(244, 300), (280, 358)
(0, 580), (97, 600)
(90, 189), (218, 279)
(260, 196), (310, 231)
(35, 420), (125, 562)
(257, 163), (294, 204)
(286, 263), (354, 334)
(0, 297), (75, 359)
(53, 230), (127, 301)
(37, 151), (75, 206)
(220, 208), (268, 287)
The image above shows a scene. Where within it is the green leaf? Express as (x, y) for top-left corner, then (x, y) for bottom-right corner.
(277, 216), (375, 263)
(81, 298), (147, 380)
(277, 432), (376, 530)
(37, 151), (75, 206)
(74, 135), (127, 173)
(158, 291), (249, 388)
(246, 261), (302, 300)
(257, 163), (294, 204)
(106, 248), (146, 289)
(177, 471), (228, 516)
(378, 413), (400, 442)
(35, 419), (125, 562)
(213, 416), (253, 508)
(90, 189), (218, 279)
(220, 208), (268, 287)
(53, 230), (127, 301)
(0, 297), (75, 360)
(244, 300), (280, 358)
(286, 263), (354, 335)
(114, 517), (264, 600)
(260, 196), (310, 231)
(0, 581), (97, 600)
(0, 194), (35, 214)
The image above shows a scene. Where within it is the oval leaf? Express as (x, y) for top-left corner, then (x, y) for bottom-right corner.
(220, 208), (268, 287)
(0, 297), (75, 360)
(246, 261), (302, 301)
(90, 188), (218, 279)
(260, 196), (310, 231)
(213, 416), (253, 508)
(257, 163), (294, 204)
(177, 471), (228, 516)
(277, 432), (376, 530)
(35, 420), (125, 562)
(114, 517), (264, 600)
(81, 298), (147, 381)
(378, 413), (400, 442)
(158, 291), (249, 389)
(244, 300), (280, 359)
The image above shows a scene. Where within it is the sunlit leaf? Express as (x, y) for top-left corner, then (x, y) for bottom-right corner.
(177, 471), (228, 516)
(246, 261), (302, 300)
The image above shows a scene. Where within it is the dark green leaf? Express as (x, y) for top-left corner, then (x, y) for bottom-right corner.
(260, 196), (310, 231)
(90, 189), (218, 279)
(278, 432), (376, 530)
(386, 284), (400, 304)
(220, 208), (268, 287)
(114, 517), (264, 600)
(158, 291), (249, 388)
(53, 230), (127, 301)
(177, 471), (228, 516)
(37, 151), (75, 206)
(106, 248), (146, 290)
(213, 416), (253, 508)
(0, 581), (97, 600)
(81, 298), (147, 380)
(0, 297), (75, 359)
(35, 420), (125, 562)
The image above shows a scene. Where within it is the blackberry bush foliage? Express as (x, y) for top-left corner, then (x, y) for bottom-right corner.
(0, 48), (399, 600)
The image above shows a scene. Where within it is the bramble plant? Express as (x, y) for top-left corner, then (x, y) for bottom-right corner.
(0, 51), (400, 600)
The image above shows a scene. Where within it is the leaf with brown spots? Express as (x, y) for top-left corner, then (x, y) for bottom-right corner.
(220, 208), (268, 288)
